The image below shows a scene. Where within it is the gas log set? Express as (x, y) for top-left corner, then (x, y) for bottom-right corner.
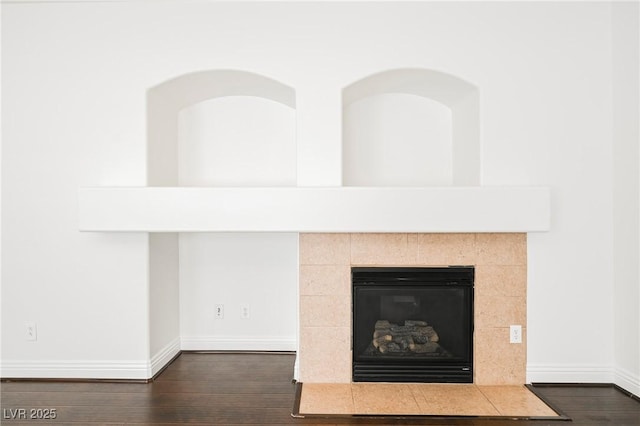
(368, 319), (446, 356)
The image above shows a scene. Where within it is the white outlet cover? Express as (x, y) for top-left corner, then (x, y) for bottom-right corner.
(215, 304), (224, 319)
(510, 325), (522, 344)
(25, 321), (37, 341)
(240, 304), (250, 319)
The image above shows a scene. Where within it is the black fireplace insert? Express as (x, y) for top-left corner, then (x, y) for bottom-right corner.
(352, 267), (474, 383)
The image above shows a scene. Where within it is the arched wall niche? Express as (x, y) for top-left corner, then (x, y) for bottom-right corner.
(145, 70), (299, 359)
(178, 96), (296, 187)
(342, 68), (480, 186)
(147, 69), (296, 186)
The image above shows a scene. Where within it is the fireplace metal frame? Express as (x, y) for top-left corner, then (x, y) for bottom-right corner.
(352, 266), (474, 383)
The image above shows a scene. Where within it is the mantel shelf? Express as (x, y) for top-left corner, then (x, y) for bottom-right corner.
(78, 186), (550, 233)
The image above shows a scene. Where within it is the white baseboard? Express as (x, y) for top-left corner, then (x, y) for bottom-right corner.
(150, 337), (181, 377)
(614, 366), (640, 397)
(526, 363), (615, 383)
(0, 338), (181, 380)
(0, 336), (293, 380)
(0, 359), (151, 380)
(181, 335), (296, 351)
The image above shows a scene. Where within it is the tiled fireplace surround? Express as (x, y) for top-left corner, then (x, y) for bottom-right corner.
(299, 232), (527, 385)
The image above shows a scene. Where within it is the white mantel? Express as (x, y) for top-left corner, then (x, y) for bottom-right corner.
(78, 186), (550, 233)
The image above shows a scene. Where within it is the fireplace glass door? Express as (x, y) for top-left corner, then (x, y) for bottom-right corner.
(352, 267), (473, 383)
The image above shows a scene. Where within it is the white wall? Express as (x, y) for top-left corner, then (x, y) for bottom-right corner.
(343, 94), (453, 186)
(2, 1), (151, 377)
(612, 2), (640, 396)
(517, 4), (616, 382)
(148, 233), (180, 375)
(179, 233), (297, 350)
(0, 1), (634, 384)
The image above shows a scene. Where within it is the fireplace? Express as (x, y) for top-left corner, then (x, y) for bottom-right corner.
(352, 267), (474, 383)
(299, 233), (526, 385)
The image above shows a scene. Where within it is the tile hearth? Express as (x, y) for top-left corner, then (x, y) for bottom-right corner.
(297, 383), (560, 418)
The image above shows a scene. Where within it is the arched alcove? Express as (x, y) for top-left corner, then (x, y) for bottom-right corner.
(342, 68), (480, 186)
(146, 70), (298, 360)
(147, 69), (296, 186)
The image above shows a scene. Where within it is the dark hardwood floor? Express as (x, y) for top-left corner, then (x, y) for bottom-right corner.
(1, 352), (638, 425)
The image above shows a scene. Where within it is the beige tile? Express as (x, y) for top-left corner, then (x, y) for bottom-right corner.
(474, 295), (526, 328)
(475, 265), (527, 297)
(351, 233), (418, 265)
(297, 232), (531, 388)
(299, 327), (351, 383)
(300, 265), (351, 296)
(478, 385), (558, 417)
(474, 327), (526, 385)
(300, 233), (350, 265)
(299, 383), (355, 415)
(409, 384), (500, 416)
(417, 234), (477, 266)
(298, 383), (559, 417)
(300, 295), (350, 327)
(476, 233), (527, 266)
(351, 383), (422, 415)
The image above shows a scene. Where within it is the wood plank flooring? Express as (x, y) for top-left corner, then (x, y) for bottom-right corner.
(1, 352), (639, 425)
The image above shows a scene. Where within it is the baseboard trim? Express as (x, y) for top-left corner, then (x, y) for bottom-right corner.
(0, 359), (152, 381)
(527, 364), (614, 383)
(0, 337), (295, 380)
(180, 336), (296, 351)
(150, 337), (181, 378)
(614, 366), (640, 397)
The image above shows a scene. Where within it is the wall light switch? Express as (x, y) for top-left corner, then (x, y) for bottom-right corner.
(510, 325), (522, 344)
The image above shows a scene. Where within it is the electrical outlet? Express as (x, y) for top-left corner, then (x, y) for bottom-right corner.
(510, 325), (522, 344)
(240, 304), (250, 319)
(25, 322), (37, 341)
(215, 304), (224, 319)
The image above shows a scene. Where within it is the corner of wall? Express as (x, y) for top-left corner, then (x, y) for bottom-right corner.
(614, 366), (640, 397)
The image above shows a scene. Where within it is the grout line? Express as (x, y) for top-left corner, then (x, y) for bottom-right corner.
(476, 385), (503, 416)
(407, 383), (427, 414)
(349, 383), (356, 414)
